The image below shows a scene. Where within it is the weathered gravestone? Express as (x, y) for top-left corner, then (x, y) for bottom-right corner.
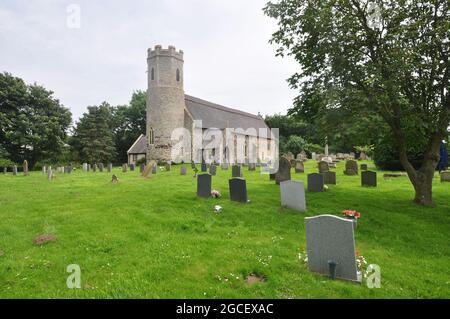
(23, 160), (29, 176)
(221, 163), (229, 170)
(130, 164), (135, 171)
(107, 163), (113, 173)
(323, 171), (337, 185)
(275, 157), (291, 185)
(441, 171), (450, 182)
(361, 171), (377, 187)
(47, 168), (53, 181)
(142, 161), (156, 178)
(42, 166), (46, 174)
(201, 162), (207, 172)
(318, 161), (330, 174)
(93, 164), (97, 172)
(122, 164), (128, 173)
(180, 166), (187, 175)
(152, 164), (157, 174)
(307, 173), (324, 192)
(140, 164), (145, 174)
(295, 160), (304, 173)
(360, 164), (368, 171)
(13, 165), (17, 176)
(305, 215), (360, 282)
(344, 160), (358, 175)
(209, 164), (217, 176)
(165, 162), (171, 171)
(98, 163), (104, 172)
(232, 165), (242, 178)
(197, 174), (212, 198)
(248, 163), (256, 171)
(83, 163), (88, 172)
(191, 161), (196, 170)
(229, 178), (248, 203)
(87, 164), (91, 172)
(311, 152), (317, 161)
(280, 180), (306, 212)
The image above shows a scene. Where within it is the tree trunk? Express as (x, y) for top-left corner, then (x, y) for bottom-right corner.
(410, 167), (435, 206)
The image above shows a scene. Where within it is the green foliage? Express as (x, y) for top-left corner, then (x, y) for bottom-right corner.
(355, 145), (375, 158)
(0, 72), (72, 167)
(0, 158), (15, 167)
(135, 157), (146, 166)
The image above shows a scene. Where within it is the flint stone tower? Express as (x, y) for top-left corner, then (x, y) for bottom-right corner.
(146, 45), (185, 162)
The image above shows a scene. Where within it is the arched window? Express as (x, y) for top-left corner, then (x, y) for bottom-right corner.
(176, 69), (180, 82)
(149, 128), (154, 145)
(151, 68), (155, 81)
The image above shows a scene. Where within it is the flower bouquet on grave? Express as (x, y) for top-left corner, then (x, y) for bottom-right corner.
(211, 190), (221, 198)
(342, 209), (361, 230)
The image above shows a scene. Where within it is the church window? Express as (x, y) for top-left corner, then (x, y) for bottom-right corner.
(151, 68), (155, 81)
(176, 69), (180, 82)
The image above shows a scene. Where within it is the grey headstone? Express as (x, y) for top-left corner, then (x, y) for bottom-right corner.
(441, 171), (450, 182)
(305, 215), (360, 282)
(180, 166), (187, 175)
(152, 164), (157, 174)
(307, 173), (324, 192)
(47, 168), (53, 181)
(276, 157), (291, 185)
(87, 164), (91, 172)
(140, 163), (145, 173)
(42, 166), (47, 174)
(13, 165), (17, 175)
(209, 164), (217, 176)
(82, 163), (87, 172)
(122, 164), (128, 173)
(93, 164), (97, 172)
(99, 163), (104, 172)
(201, 162), (207, 172)
(197, 174), (212, 198)
(229, 178), (248, 203)
(323, 171), (336, 185)
(232, 165), (242, 178)
(344, 160), (358, 175)
(130, 164), (135, 171)
(361, 171), (377, 187)
(318, 161), (330, 174)
(221, 163), (229, 170)
(280, 180), (306, 212)
(107, 163), (112, 173)
(295, 160), (304, 173)
(360, 164), (368, 171)
(248, 163), (256, 171)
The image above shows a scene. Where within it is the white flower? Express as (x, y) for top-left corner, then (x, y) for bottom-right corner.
(214, 205), (222, 213)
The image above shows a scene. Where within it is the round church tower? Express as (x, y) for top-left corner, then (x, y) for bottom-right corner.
(146, 45), (185, 162)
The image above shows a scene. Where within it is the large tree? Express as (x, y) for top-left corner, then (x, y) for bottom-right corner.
(264, 0), (449, 205)
(0, 72), (72, 167)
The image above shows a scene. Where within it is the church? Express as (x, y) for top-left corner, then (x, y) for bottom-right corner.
(127, 45), (275, 165)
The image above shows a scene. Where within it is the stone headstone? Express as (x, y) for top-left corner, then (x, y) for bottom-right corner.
(165, 162), (171, 171)
(209, 164), (217, 176)
(307, 173), (324, 192)
(360, 164), (368, 171)
(311, 152), (317, 161)
(229, 178), (248, 203)
(191, 160), (196, 170)
(221, 163), (229, 170)
(152, 164), (157, 174)
(201, 162), (207, 172)
(361, 171), (377, 187)
(140, 163), (145, 173)
(323, 171), (336, 185)
(441, 171), (450, 182)
(23, 160), (29, 176)
(197, 174), (212, 198)
(93, 164), (97, 172)
(42, 166), (47, 174)
(180, 166), (187, 175)
(87, 164), (91, 172)
(248, 163), (256, 171)
(107, 163), (112, 173)
(318, 161), (329, 174)
(13, 165), (17, 176)
(82, 163), (88, 172)
(275, 157), (291, 185)
(99, 163), (104, 172)
(122, 164), (128, 173)
(130, 164), (135, 171)
(111, 174), (119, 183)
(142, 161), (155, 178)
(280, 180), (306, 212)
(232, 165), (242, 178)
(295, 160), (304, 173)
(47, 168), (53, 181)
(305, 215), (359, 282)
(344, 160), (358, 175)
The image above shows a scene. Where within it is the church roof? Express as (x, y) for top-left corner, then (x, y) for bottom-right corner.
(127, 134), (147, 154)
(185, 95), (269, 132)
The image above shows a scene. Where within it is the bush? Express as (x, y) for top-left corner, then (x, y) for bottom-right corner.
(0, 158), (15, 168)
(373, 135), (423, 171)
(136, 157), (146, 166)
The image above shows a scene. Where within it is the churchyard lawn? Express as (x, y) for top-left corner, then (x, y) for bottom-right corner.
(0, 161), (449, 298)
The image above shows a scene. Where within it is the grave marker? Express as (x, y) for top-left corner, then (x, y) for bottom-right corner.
(229, 178), (248, 203)
(280, 180), (306, 212)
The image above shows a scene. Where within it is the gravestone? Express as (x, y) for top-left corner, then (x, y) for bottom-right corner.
(275, 157), (291, 185)
(209, 164), (217, 176)
(441, 171), (450, 182)
(280, 180), (306, 212)
(142, 161), (155, 178)
(140, 164), (145, 174)
(83, 163), (88, 172)
(221, 163), (229, 170)
(42, 166), (46, 174)
(201, 162), (207, 172)
(229, 178), (248, 203)
(197, 174), (212, 198)
(295, 160), (304, 173)
(307, 173), (324, 192)
(248, 163), (256, 171)
(13, 165), (17, 176)
(130, 164), (135, 171)
(361, 171), (377, 187)
(344, 160), (358, 175)
(165, 162), (171, 171)
(360, 164), (368, 171)
(47, 168), (53, 181)
(23, 160), (29, 176)
(232, 165), (242, 178)
(318, 161), (329, 174)
(152, 164), (157, 174)
(323, 171), (336, 185)
(311, 152), (317, 161)
(93, 164), (97, 172)
(99, 163), (104, 172)
(305, 215), (360, 282)
(191, 161), (196, 170)
(180, 166), (187, 175)
(107, 163), (113, 173)
(122, 164), (128, 173)
(87, 164), (91, 172)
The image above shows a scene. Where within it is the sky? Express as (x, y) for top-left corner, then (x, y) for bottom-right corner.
(0, 0), (299, 123)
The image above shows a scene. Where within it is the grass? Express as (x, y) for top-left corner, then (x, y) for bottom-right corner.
(0, 161), (449, 299)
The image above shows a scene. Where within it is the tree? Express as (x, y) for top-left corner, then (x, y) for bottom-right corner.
(264, 0), (450, 205)
(71, 103), (116, 163)
(0, 72), (72, 167)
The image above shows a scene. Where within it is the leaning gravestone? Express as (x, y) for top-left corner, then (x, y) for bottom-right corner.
(122, 164), (128, 173)
(142, 161), (156, 178)
(275, 157), (291, 185)
(360, 164), (368, 171)
(23, 160), (29, 176)
(232, 165), (242, 178)
(209, 164), (217, 176)
(318, 161), (329, 174)
(197, 174), (212, 198)
(307, 173), (324, 192)
(323, 171), (336, 185)
(361, 171), (377, 187)
(344, 160), (358, 175)
(229, 178), (248, 203)
(13, 166), (18, 176)
(441, 171), (450, 182)
(280, 180), (306, 212)
(305, 215), (360, 282)
(180, 166), (187, 175)
(295, 160), (304, 173)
